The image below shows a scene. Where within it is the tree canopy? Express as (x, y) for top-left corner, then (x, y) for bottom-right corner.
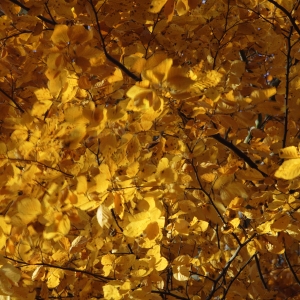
(0, 0), (300, 299)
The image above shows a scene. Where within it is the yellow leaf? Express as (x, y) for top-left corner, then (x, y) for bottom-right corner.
(256, 220), (274, 234)
(271, 214), (290, 232)
(149, 0), (168, 13)
(155, 256), (168, 271)
(96, 204), (112, 228)
(57, 215), (70, 236)
(236, 168), (265, 181)
(47, 269), (64, 288)
(246, 241), (257, 256)
(229, 218), (240, 229)
(65, 126), (86, 149)
(173, 265), (190, 281)
(101, 253), (116, 265)
(144, 222), (159, 239)
(51, 24), (69, 47)
(131, 259), (153, 277)
(275, 158), (300, 180)
(250, 87), (276, 103)
(76, 175), (87, 194)
(142, 58), (173, 85)
(90, 173), (110, 193)
(47, 53), (66, 70)
(123, 219), (150, 237)
(176, 0), (189, 16)
(103, 284), (122, 300)
(156, 157), (177, 183)
(279, 146), (300, 159)
(32, 266), (45, 281)
(174, 219), (189, 235)
(191, 70), (223, 93)
(16, 197), (42, 225)
(68, 25), (93, 44)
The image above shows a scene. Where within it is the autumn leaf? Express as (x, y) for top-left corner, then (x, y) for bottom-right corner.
(1, 0), (300, 299)
(275, 158), (300, 180)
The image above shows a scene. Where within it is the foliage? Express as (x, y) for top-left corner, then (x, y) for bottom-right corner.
(0, 0), (300, 299)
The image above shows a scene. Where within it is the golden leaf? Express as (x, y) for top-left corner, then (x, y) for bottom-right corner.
(271, 214), (290, 232)
(250, 87), (277, 104)
(275, 158), (300, 180)
(229, 217), (240, 229)
(68, 25), (93, 44)
(148, 0), (168, 13)
(123, 219), (150, 237)
(47, 269), (64, 288)
(96, 204), (112, 228)
(279, 146), (300, 159)
(173, 265), (190, 281)
(142, 58), (173, 85)
(51, 24), (69, 47)
(13, 197), (42, 225)
(176, 0), (189, 16)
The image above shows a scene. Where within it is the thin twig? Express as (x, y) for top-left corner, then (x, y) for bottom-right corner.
(0, 87), (24, 113)
(284, 249), (300, 285)
(4, 255), (113, 281)
(6, 157), (74, 178)
(255, 253), (268, 289)
(221, 254), (256, 299)
(206, 233), (256, 300)
(110, 209), (134, 254)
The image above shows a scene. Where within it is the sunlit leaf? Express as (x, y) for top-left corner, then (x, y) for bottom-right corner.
(96, 204), (112, 228)
(275, 158), (300, 180)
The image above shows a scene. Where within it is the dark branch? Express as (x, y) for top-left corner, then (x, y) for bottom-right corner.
(88, 0), (141, 82)
(206, 233), (256, 300)
(211, 134), (268, 177)
(6, 157), (74, 178)
(8, 0), (57, 25)
(4, 255), (114, 281)
(255, 253), (268, 289)
(267, 0), (300, 36)
(221, 254), (255, 300)
(110, 209), (134, 254)
(282, 27), (293, 148)
(284, 249), (300, 285)
(0, 87), (24, 113)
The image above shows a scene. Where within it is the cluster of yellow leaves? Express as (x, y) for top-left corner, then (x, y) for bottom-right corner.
(0, 0), (300, 299)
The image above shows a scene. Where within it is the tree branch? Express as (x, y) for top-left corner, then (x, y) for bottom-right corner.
(282, 26), (293, 148)
(8, 0), (57, 25)
(6, 157), (74, 178)
(221, 253), (256, 300)
(206, 233), (256, 300)
(255, 253), (268, 289)
(284, 249), (300, 285)
(4, 255), (114, 281)
(211, 134), (268, 177)
(88, 0), (141, 82)
(0, 87), (24, 113)
(267, 0), (300, 36)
